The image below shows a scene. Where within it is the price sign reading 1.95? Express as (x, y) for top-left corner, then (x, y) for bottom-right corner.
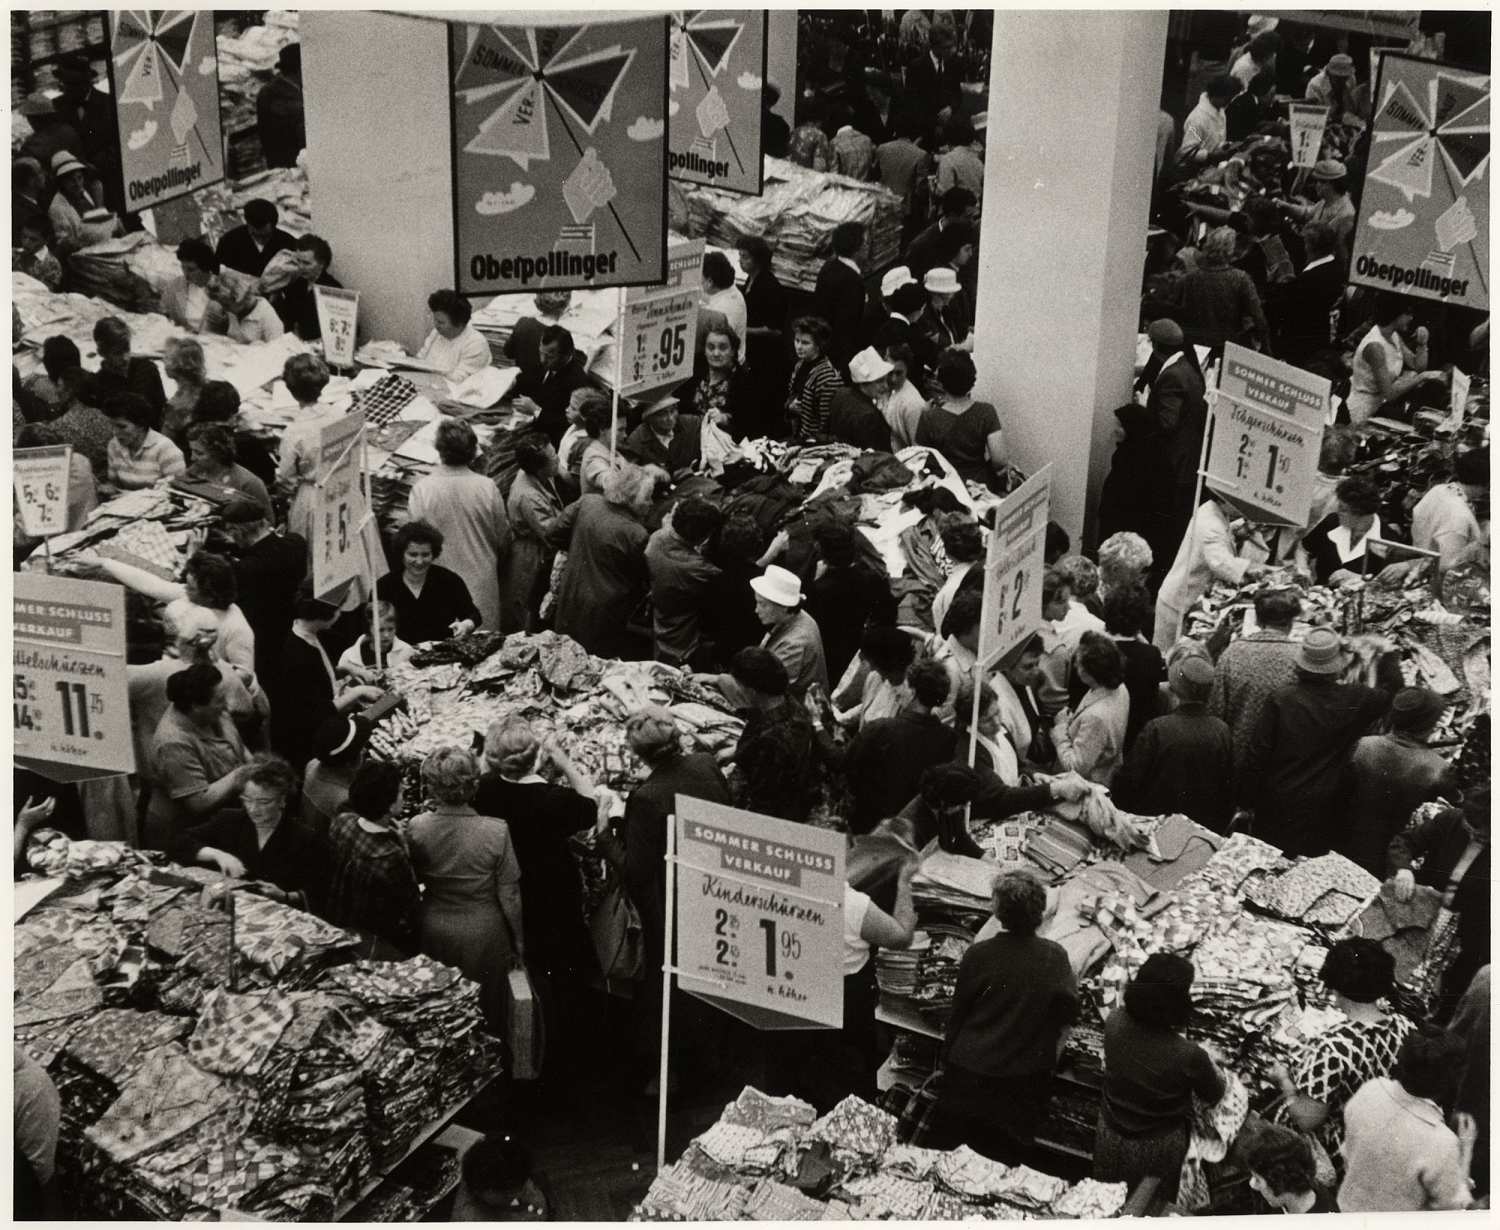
(13, 572), (134, 782)
(675, 797), (844, 1030)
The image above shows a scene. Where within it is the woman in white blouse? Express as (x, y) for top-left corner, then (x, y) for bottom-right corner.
(417, 289), (492, 382)
(210, 273), (285, 345)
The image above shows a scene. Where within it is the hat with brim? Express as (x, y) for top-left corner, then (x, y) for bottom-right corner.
(1325, 54), (1356, 78)
(51, 150), (90, 179)
(1311, 158), (1348, 181)
(55, 52), (94, 85)
(1295, 627), (1347, 675)
(880, 265), (916, 298)
(642, 395), (679, 420)
(750, 564), (802, 608)
(924, 267), (962, 295)
(849, 346), (895, 385)
(19, 92), (57, 118)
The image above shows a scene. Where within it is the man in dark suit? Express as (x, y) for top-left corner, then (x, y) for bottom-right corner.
(1138, 317), (1208, 545)
(215, 199), (295, 278)
(509, 325), (595, 446)
(1269, 222), (1345, 371)
(219, 497), (308, 686)
(503, 291), (573, 379)
(812, 221), (868, 377)
(872, 282), (938, 388)
(903, 21), (965, 121)
(903, 187), (977, 280)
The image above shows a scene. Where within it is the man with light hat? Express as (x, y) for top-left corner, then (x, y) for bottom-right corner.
(750, 565), (829, 696)
(621, 393), (703, 474)
(922, 266), (972, 353)
(1337, 686), (1456, 875)
(828, 348), (897, 451)
(1305, 53), (1356, 108)
(1277, 159), (1356, 251)
(1112, 656), (1234, 830)
(47, 149), (122, 256)
(1239, 626), (1396, 857)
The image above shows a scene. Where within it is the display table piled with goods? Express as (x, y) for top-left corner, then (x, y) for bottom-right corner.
(14, 835), (502, 1222)
(634, 1086), (1158, 1220)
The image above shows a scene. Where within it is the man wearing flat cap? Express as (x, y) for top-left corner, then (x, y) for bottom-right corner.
(1337, 687), (1457, 875)
(1277, 159), (1356, 253)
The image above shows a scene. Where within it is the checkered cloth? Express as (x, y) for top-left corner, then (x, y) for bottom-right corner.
(353, 374), (420, 427)
(97, 519), (182, 579)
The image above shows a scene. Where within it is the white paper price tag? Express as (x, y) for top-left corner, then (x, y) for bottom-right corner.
(979, 466), (1051, 670)
(13, 445), (72, 538)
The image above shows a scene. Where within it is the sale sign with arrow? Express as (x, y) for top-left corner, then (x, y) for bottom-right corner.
(1204, 344), (1328, 528)
(668, 11), (767, 196)
(107, 11), (225, 210)
(619, 236), (704, 396)
(13, 446), (73, 539)
(449, 17), (669, 295)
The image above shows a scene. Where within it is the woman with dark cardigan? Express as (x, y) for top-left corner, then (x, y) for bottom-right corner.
(325, 759), (421, 959)
(268, 586), (382, 768)
(377, 519), (482, 645)
(1095, 952), (1226, 1198)
(169, 754), (317, 899)
(934, 869), (1078, 1161)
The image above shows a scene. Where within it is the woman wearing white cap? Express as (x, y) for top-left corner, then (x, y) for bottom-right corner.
(828, 348), (897, 451)
(921, 267), (974, 356)
(750, 564), (829, 696)
(46, 150), (121, 256)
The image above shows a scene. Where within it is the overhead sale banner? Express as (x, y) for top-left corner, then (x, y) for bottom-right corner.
(450, 18), (669, 295)
(1349, 53), (1489, 311)
(107, 10), (225, 210)
(668, 11), (767, 196)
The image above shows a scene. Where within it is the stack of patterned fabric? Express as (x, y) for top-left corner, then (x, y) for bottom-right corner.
(1244, 852), (1380, 930)
(909, 931), (972, 1020)
(231, 892), (359, 986)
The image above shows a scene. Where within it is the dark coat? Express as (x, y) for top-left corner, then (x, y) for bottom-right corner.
(377, 564), (481, 645)
(1098, 404), (1177, 575)
(621, 413), (704, 474)
(1270, 259), (1346, 365)
(903, 51), (964, 118)
(215, 224), (296, 278)
(232, 530), (307, 684)
(827, 387), (892, 452)
(548, 494), (648, 658)
(1111, 706), (1234, 830)
(511, 355), (595, 446)
(813, 259), (867, 372)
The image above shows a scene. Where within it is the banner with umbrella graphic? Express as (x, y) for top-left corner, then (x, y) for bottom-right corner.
(107, 10), (225, 211)
(667, 11), (767, 196)
(1350, 52), (1488, 311)
(449, 17), (669, 295)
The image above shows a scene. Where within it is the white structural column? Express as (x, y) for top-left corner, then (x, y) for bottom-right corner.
(302, 10), (453, 350)
(973, 11), (1167, 544)
(765, 10), (797, 127)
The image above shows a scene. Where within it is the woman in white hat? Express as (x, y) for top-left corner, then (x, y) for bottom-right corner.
(750, 564), (829, 696)
(46, 150), (120, 256)
(828, 347), (897, 451)
(921, 266), (973, 356)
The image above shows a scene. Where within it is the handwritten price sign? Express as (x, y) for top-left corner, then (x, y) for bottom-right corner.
(620, 237), (704, 396)
(315, 285), (360, 368)
(13, 572), (134, 781)
(13, 445), (72, 538)
(313, 411), (368, 600)
(674, 796), (844, 1030)
(1205, 344), (1328, 527)
(980, 466), (1052, 670)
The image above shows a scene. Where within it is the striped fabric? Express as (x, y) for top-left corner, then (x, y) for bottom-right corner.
(790, 356), (843, 439)
(106, 429), (186, 490)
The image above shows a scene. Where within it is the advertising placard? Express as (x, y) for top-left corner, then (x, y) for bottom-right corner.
(13, 446), (73, 538)
(1349, 54), (1489, 311)
(978, 466), (1052, 670)
(675, 797), (844, 1030)
(668, 11), (767, 196)
(1205, 344), (1328, 527)
(619, 237), (704, 395)
(313, 412), (368, 600)
(314, 285), (360, 368)
(14, 572), (134, 782)
(449, 18), (669, 296)
(1288, 103), (1329, 168)
(107, 11), (225, 210)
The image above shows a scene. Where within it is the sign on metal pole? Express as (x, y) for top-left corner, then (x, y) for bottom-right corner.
(1204, 344), (1328, 527)
(619, 236), (705, 396)
(13, 446), (73, 539)
(313, 411), (369, 600)
(978, 465), (1052, 671)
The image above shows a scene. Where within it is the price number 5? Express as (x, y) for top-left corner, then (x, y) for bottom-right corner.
(324, 502), (350, 561)
(656, 322), (687, 374)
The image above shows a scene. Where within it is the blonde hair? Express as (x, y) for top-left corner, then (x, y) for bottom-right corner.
(164, 337), (206, 385)
(485, 715), (541, 779)
(421, 745), (480, 805)
(1201, 225), (1237, 267)
(1098, 532), (1153, 590)
(602, 462), (656, 512)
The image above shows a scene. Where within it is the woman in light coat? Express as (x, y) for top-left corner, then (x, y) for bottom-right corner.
(408, 419), (509, 630)
(1153, 495), (1268, 653)
(499, 432), (571, 633)
(274, 353), (338, 542)
(1052, 632), (1131, 786)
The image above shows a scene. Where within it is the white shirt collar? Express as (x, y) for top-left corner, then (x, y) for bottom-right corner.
(1327, 515), (1379, 561)
(1155, 350), (1185, 378)
(838, 255), (860, 275)
(1304, 254), (1335, 272)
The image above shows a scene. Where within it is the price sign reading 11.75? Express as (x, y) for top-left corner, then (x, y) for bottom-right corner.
(674, 796), (844, 1030)
(14, 572), (134, 782)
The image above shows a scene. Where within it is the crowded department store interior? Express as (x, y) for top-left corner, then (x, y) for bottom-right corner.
(8, 5), (1493, 1221)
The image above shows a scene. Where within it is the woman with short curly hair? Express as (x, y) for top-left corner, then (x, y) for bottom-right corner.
(408, 745), (525, 1024)
(1052, 631), (1130, 785)
(186, 421), (272, 514)
(1097, 532), (1153, 601)
(407, 418), (509, 630)
(933, 867), (1076, 1160)
(274, 352), (339, 540)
